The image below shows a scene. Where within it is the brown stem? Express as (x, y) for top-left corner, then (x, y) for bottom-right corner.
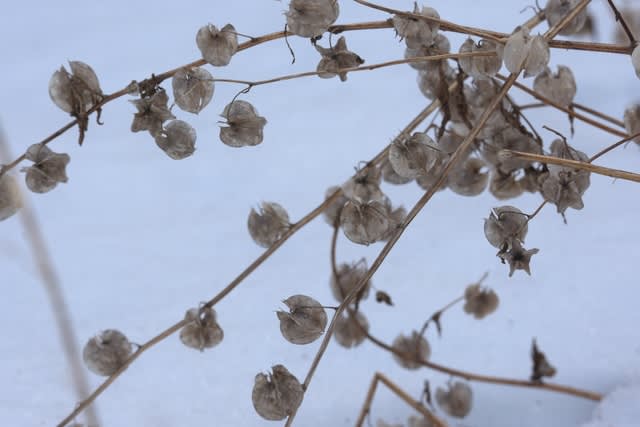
(418, 295), (465, 338)
(572, 102), (625, 129)
(607, 0), (637, 46)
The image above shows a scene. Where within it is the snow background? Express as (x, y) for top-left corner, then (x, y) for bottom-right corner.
(0, 0), (639, 426)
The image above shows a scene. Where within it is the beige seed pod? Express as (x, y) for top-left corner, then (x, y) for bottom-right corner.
(381, 157), (413, 185)
(330, 260), (371, 303)
(392, 3), (440, 49)
(504, 27), (549, 77)
(380, 201), (406, 242)
(545, 0), (588, 36)
(315, 36), (364, 82)
(286, 0), (339, 38)
(0, 174), (22, 221)
(524, 35), (550, 77)
(340, 199), (390, 245)
(417, 62), (455, 100)
(196, 23), (238, 66)
(154, 120), (196, 160)
(334, 311), (369, 348)
(405, 33), (451, 73)
(459, 38), (503, 79)
(252, 364), (304, 421)
(624, 104), (640, 145)
(489, 170), (524, 200)
(179, 307), (224, 351)
(533, 66), (577, 107)
(392, 331), (431, 370)
(484, 205), (528, 250)
(247, 201), (291, 248)
(48, 60), (102, 114)
(435, 381), (473, 418)
(82, 329), (132, 376)
(277, 294), (327, 345)
(389, 132), (441, 179)
(323, 185), (348, 226)
(342, 166), (385, 203)
(632, 45), (640, 79)
(130, 90), (175, 136)
(172, 67), (214, 114)
(415, 154), (448, 192)
(219, 100), (267, 147)
(464, 283), (499, 319)
(539, 170), (588, 214)
(447, 157), (488, 197)
(22, 144), (70, 194)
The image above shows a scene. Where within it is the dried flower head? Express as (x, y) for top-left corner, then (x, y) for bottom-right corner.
(389, 132), (442, 179)
(498, 239), (539, 276)
(342, 165), (385, 203)
(172, 67), (214, 114)
(531, 339), (557, 381)
(503, 27), (550, 77)
(624, 104), (640, 145)
(22, 144), (70, 194)
(219, 100), (267, 147)
(447, 157), (488, 197)
(464, 283), (499, 319)
(381, 157), (413, 185)
(315, 36), (364, 81)
(247, 201), (291, 248)
(334, 311), (369, 348)
(82, 329), (133, 376)
(277, 294), (327, 345)
(435, 381), (473, 418)
(323, 185), (348, 225)
(196, 23), (238, 66)
(330, 260), (371, 303)
(48, 61), (102, 114)
(489, 170), (524, 200)
(392, 4), (440, 49)
(459, 38), (504, 79)
(285, 0), (339, 38)
(545, 0), (588, 36)
(533, 66), (577, 107)
(154, 120), (196, 160)
(0, 174), (22, 221)
(252, 364), (304, 420)
(484, 205), (528, 251)
(392, 331), (431, 370)
(180, 307), (224, 351)
(340, 199), (390, 245)
(130, 90), (175, 137)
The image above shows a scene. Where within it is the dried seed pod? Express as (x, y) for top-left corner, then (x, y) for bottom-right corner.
(340, 199), (390, 245)
(489, 170), (524, 200)
(533, 66), (577, 107)
(285, 0), (340, 38)
(435, 381), (473, 418)
(503, 27), (550, 77)
(415, 154), (448, 192)
(323, 185), (348, 225)
(196, 23), (238, 66)
(392, 331), (431, 370)
(459, 38), (503, 79)
(277, 294), (327, 345)
(172, 67), (214, 114)
(48, 61), (102, 114)
(82, 329), (132, 376)
(219, 100), (267, 147)
(539, 170), (589, 214)
(252, 364), (304, 421)
(624, 104), (640, 145)
(417, 62), (455, 100)
(22, 144), (70, 194)
(447, 157), (488, 197)
(381, 157), (413, 185)
(392, 4), (440, 49)
(482, 127), (542, 174)
(342, 166), (385, 203)
(334, 311), (369, 348)
(330, 260), (371, 302)
(315, 36), (364, 82)
(380, 201), (406, 242)
(247, 202), (291, 248)
(545, 0), (588, 36)
(484, 205), (528, 250)
(464, 283), (499, 319)
(405, 33), (451, 72)
(0, 174), (22, 221)
(179, 307), (224, 351)
(498, 239), (539, 276)
(130, 90), (175, 137)
(389, 132), (441, 179)
(632, 45), (640, 79)
(531, 339), (557, 381)
(154, 120), (196, 160)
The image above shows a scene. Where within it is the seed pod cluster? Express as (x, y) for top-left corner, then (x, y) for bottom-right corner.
(82, 329), (133, 376)
(196, 23), (238, 66)
(503, 27), (550, 77)
(179, 307), (224, 351)
(22, 144), (70, 194)
(154, 120), (196, 160)
(315, 36), (364, 82)
(545, 0), (588, 36)
(334, 311), (369, 348)
(458, 38), (504, 80)
(247, 201), (291, 248)
(219, 100), (267, 147)
(405, 33), (451, 73)
(392, 4), (440, 49)
(435, 381), (473, 418)
(252, 364), (304, 420)
(49, 61), (102, 115)
(0, 175), (21, 221)
(277, 294), (327, 345)
(285, 0), (339, 38)
(172, 67), (214, 114)
(391, 331), (431, 370)
(533, 66), (577, 107)
(130, 90), (175, 137)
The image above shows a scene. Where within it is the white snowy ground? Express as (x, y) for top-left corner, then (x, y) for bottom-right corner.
(1, 1), (639, 426)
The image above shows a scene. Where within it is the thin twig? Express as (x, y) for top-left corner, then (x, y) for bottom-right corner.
(572, 102), (625, 129)
(607, 0), (637, 46)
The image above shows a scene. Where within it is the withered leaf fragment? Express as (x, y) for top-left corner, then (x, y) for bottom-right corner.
(285, 0), (340, 38)
(22, 144), (70, 194)
(219, 100), (267, 147)
(82, 329), (133, 376)
(392, 331), (431, 370)
(196, 23), (238, 66)
(531, 339), (557, 382)
(277, 295), (327, 345)
(179, 307), (224, 351)
(252, 364), (304, 420)
(315, 36), (364, 81)
(435, 381), (473, 418)
(247, 201), (291, 248)
(130, 90), (175, 137)
(154, 120), (196, 160)
(0, 174), (21, 221)
(172, 67), (214, 114)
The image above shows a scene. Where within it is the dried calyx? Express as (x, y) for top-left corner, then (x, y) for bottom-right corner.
(391, 331), (431, 370)
(315, 36), (364, 82)
(334, 311), (369, 348)
(49, 61), (102, 116)
(247, 201), (291, 247)
(219, 100), (267, 147)
(196, 23), (238, 66)
(154, 120), (196, 160)
(22, 144), (70, 194)
(172, 67), (214, 114)
(285, 0), (339, 38)
(179, 307), (224, 351)
(277, 294), (327, 345)
(252, 364), (304, 420)
(435, 381), (473, 418)
(130, 89), (175, 137)
(503, 27), (550, 77)
(533, 66), (577, 107)
(82, 329), (133, 376)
